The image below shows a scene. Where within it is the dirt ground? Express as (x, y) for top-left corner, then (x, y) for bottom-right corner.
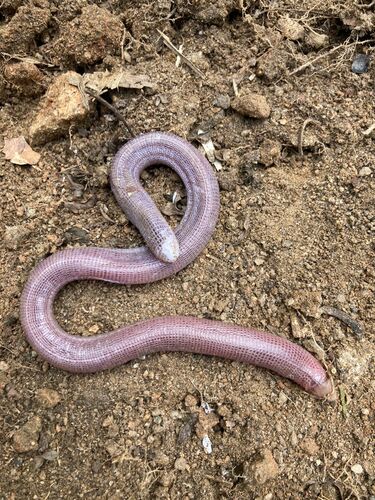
(0, 0), (374, 498)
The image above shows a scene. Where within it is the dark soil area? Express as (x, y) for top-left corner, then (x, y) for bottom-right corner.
(0, 1), (374, 498)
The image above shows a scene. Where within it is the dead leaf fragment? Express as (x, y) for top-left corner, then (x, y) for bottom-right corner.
(69, 69), (153, 108)
(3, 136), (40, 165)
(196, 132), (222, 171)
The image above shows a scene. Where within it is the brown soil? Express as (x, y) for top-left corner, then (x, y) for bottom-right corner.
(1, 1), (374, 499)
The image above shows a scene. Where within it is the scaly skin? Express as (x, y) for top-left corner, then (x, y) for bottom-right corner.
(20, 132), (332, 397)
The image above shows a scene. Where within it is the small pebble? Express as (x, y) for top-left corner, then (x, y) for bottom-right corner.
(213, 94), (231, 110)
(231, 90), (271, 119)
(358, 166), (372, 177)
(202, 435), (212, 454)
(278, 392), (288, 405)
(174, 456), (190, 471)
(278, 16), (305, 41)
(254, 257), (264, 266)
(301, 437), (320, 455)
(351, 53), (370, 74)
(13, 416), (42, 453)
(244, 449), (279, 485)
(36, 388), (61, 408)
(351, 463), (363, 474)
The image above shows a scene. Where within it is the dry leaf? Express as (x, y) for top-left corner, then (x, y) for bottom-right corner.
(69, 69), (153, 106)
(161, 202), (184, 216)
(197, 135), (222, 171)
(3, 136), (40, 165)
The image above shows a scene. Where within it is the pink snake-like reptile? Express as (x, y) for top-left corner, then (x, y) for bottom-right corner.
(20, 132), (332, 398)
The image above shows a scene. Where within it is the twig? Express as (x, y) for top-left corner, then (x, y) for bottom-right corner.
(356, 0), (375, 8)
(298, 118), (320, 156)
(120, 28), (126, 62)
(157, 29), (205, 79)
(362, 122), (375, 136)
(84, 87), (135, 137)
(338, 385), (348, 419)
(0, 51), (54, 66)
(289, 39), (374, 75)
(204, 474), (233, 486)
(320, 306), (363, 337)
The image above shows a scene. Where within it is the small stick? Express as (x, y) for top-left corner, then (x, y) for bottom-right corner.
(320, 305), (363, 337)
(356, 0), (375, 7)
(298, 118), (319, 156)
(338, 385), (348, 419)
(289, 39), (373, 76)
(84, 87), (135, 137)
(120, 28), (127, 62)
(362, 122), (375, 136)
(0, 51), (54, 66)
(157, 29), (205, 79)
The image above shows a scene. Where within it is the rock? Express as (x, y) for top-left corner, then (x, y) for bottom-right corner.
(214, 298), (229, 313)
(195, 408), (219, 439)
(189, 52), (210, 72)
(254, 257), (265, 266)
(4, 225), (30, 250)
(290, 311), (307, 339)
(278, 391), (288, 405)
(358, 166), (372, 177)
(159, 471), (175, 487)
(177, 415), (197, 444)
(352, 54), (370, 74)
(245, 449), (279, 485)
(337, 347), (370, 383)
(301, 437), (320, 456)
(195, 3), (230, 24)
(36, 388), (61, 408)
(213, 94), (231, 110)
(29, 71), (90, 145)
(48, 5), (124, 65)
(153, 450), (170, 466)
(3, 62), (46, 96)
(105, 440), (122, 458)
(319, 482), (341, 499)
(184, 394), (199, 409)
(291, 431), (298, 447)
(174, 456), (190, 471)
(278, 17), (305, 41)
(231, 91), (271, 119)
(305, 32), (329, 50)
(259, 139), (282, 167)
(218, 170), (238, 191)
(0, 373), (9, 392)
(257, 48), (289, 82)
(3, 136), (40, 166)
(13, 416), (42, 453)
(0, 5), (50, 53)
(351, 463), (363, 474)
(287, 290), (322, 318)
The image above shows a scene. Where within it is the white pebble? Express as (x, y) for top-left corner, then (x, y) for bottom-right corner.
(351, 464), (363, 474)
(358, 167), (372, 177)
(202, 435), (212, 454)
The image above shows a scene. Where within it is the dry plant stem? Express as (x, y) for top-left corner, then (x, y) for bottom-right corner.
(363, 123), (375, 135)
(290, 39), (374, 75)
(357, 0), (375, 7)
(320, 306), (363, 337)
(84, 87), (135, 137)
(0, 51), (54, 66)
(298, 118), (320, 156)
(120, 28), (127, 62)
(157, 29), (205, 79)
